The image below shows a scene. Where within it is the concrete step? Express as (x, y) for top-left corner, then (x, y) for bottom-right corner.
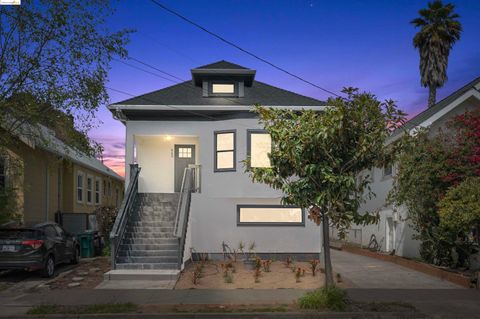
(121, 238), (178, 245)
(130, 215), (176, 222)
(117, 249), (178, 257)
(128, 221), (176, 227)
(104, 269), (180, 281)
(119, 243), (179, 251)
(126, 226), (175, 233)
(117, 256), (178, 263)
(123, 232), (175, 239)
(115, 262), (179, 270)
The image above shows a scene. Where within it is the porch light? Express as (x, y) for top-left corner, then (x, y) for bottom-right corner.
(165, 135), (173, 141)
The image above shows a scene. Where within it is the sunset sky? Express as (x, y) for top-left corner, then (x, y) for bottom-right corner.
(92, 0), (480, 177)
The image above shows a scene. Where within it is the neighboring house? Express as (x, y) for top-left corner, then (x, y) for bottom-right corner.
(333, 77), (480, 258)
(1, 123), (124, 231)
(107, 60), (325, 276)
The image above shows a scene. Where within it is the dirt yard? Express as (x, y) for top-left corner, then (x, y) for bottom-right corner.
(175, 259), (351, 289)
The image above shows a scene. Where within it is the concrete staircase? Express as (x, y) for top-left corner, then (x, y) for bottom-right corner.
(103, 193), (181, 287)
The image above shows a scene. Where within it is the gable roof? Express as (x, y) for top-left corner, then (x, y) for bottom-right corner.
(390, 76), (480, 140)
(196, 60), (248, 70)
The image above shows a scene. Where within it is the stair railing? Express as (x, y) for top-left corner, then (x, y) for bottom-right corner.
(174, 164), (200, 268)
(110, 164), (141, 269)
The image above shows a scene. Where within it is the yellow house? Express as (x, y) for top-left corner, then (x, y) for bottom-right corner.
(1, 125), (124, 227)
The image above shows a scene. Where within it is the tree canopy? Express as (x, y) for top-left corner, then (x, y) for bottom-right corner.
(0, 0), (132, 155)
(248, 88), (405, 285)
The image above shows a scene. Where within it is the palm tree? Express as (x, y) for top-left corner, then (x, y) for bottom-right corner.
(411, 0), (462, 108)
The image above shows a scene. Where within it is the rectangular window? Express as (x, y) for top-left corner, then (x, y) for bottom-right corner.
(76, 172), (84, 203)
(383, 165), (393, 178)
(247, 130), (272, 168)
(108, 181), (112, 197)
(0, 157), (6, 189)
(86, 175), (93, 204)
(237, 205), (304, 226)
(211, 83), (235, 94)
(95, 178), (101, 205)
(214, 130), (236, 172)
(103, 180), (106, 196)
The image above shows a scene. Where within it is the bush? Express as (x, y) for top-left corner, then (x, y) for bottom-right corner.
(439, 177), (480, 235)
(298, 286), (347, 311)
(94, 206), (118, 237)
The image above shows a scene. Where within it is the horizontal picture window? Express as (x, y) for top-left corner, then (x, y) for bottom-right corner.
(237, 205), (304, 226)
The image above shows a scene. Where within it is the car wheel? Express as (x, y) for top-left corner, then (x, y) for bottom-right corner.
(71, 246), (80, 264)
(41, 255), (55, 278)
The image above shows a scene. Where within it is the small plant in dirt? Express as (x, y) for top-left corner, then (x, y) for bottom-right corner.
(254, 268), (261, 283)
(221, 263), (234, 284)
(254, 257), (262, 271)
(298, 286), (347, 311)
(262, 259), (272, 272)
(295, 267), (302, 283)
(192, 265), (202, 285)
(309, 259), (320, 276)
(284, 256), (293, 268)
(248, 242), (257, 258)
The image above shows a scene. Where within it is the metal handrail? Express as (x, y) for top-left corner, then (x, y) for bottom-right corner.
(110, 164), (141, 269)
(174, 165), (200, 268)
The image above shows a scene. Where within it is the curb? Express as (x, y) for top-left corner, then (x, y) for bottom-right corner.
(4, 311), (427, 319)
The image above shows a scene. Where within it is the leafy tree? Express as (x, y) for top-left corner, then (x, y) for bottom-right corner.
(389, 110), (480, 266)
(0, 0), (132, 155)
(411, 0), (462, 108)
(247, 89), (405, 286)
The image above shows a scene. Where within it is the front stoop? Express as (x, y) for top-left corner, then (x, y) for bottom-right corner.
(98, 269), (180, 289)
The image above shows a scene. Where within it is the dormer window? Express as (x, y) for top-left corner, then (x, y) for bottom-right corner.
(212, 83), (235, 94)
(209, 82), (237, 97)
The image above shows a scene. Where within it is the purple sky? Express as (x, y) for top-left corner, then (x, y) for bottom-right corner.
(92, 0), (480, 177)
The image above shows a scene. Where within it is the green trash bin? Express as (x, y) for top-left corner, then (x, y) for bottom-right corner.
(79, 230), (94, 258)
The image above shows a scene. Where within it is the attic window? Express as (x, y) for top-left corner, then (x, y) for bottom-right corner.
(210, 82), (236, 96)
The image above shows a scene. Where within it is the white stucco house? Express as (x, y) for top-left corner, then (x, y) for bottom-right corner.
(333, 76), (480, 258)
(106, 61), (325, 278)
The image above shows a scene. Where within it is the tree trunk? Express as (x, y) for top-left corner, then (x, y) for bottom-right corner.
(322, 213), (334, 287)
(428, 86), (437, 108)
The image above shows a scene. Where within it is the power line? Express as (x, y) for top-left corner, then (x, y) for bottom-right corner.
(149, 0), (344, 98)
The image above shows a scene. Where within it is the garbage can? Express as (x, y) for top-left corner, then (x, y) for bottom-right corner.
(79, 230), (95, 258)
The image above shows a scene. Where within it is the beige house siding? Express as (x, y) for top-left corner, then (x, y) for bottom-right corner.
(3, 140), (124, 225)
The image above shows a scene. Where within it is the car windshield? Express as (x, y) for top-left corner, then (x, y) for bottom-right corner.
(0, 229), (39, 239)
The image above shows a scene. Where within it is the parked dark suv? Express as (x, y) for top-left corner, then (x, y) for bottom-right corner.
(0, 222), (80, 277)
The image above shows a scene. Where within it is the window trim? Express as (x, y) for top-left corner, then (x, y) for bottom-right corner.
(86, 174), (93, 205)
(95, 177), (102, 205)
(382, 164), (393, 180)
(246, 129), (272, 169)
(209, 81), (238, 97)
(236, 204), (305, 227)
(214, 130), (236, 172)
(76, 171), (84, 204)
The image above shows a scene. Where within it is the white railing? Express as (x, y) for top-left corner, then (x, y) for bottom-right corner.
(174, 164), (200, 267)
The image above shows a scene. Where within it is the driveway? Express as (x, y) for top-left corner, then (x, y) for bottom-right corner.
(331, 249), (462, 289)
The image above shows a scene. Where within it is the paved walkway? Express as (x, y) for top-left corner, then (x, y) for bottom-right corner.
(330, 249), (462, 289)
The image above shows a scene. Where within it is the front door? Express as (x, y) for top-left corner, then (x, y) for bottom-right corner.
(174, 145), (196, 192)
